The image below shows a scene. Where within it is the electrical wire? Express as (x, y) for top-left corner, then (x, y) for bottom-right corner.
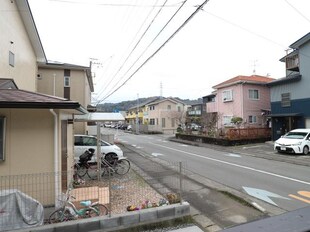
(49, 0), (183, 7)
(95, 0), (162, 101)
(284, 0), (310, 24)
(96, 0), (211, 105)
(96, 0), (189, 103)
(96, 0), (169, 102)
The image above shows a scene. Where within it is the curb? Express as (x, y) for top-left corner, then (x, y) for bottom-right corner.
(16, 203), (191, 232)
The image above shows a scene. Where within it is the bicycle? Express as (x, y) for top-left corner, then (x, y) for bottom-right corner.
(74, 149), (131, 180)
(48, 187), (108, 223)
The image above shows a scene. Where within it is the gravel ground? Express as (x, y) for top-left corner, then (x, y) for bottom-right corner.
(74, 168), (167, 214)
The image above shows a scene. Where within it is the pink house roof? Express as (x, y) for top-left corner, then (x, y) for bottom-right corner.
(212, 75), (275, 89)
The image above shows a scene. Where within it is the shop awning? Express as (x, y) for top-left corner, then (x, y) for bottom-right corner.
(268, 113), (302, 117)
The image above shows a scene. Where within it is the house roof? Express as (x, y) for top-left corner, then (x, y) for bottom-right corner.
(0, 79), (18, 89)
(128, 97), (161, 110)
(212, 75), (275, 89)
(267, 74), (301, 87)
(147, 97), (187, 106)
(38, 61), (94, 92)
(0, 89), (87, 114)
(289, 32), (310, 49)
(75, 112), (125, 122)
(16, 0), (46, 62)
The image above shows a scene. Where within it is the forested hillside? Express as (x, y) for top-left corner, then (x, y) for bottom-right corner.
(96, 97), (202, 112)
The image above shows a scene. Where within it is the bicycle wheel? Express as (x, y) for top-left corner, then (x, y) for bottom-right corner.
(48, 208), (72, 223)
(86, 164), (99, 180)
(76, 164), (87, 177)
(88, 204), (108, 217)
(115, 159), (130, 175)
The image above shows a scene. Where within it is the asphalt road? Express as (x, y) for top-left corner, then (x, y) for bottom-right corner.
(100, 128), (310, 230)
(114, 131), (310, 211)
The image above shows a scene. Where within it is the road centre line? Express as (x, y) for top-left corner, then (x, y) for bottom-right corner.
(150, 143), (310, 186)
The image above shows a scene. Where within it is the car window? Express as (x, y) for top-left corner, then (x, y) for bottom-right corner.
(74, 136), (83, 146)
(284, 132), (307, 139)
(100, 140), (110, 146)
(82, 137), (97, 146)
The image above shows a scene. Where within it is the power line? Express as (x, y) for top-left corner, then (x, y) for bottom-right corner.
(97, 0), (189, 103)
(95, 0), (163, 101)
(96, 0), (211, 105)
(285, 0), (310, 24)
(49, 0), (184, 7)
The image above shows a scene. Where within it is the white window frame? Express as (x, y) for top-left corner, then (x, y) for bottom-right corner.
(249, 89), (259, 100)
(223, 115), (233, 126)
(248, 115), (257, 124)
(64, 76), (70, 87)
(9, 51), (15, 67)
(222, 90), (233, 102)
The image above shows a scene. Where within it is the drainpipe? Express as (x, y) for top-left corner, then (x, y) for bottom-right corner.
(50, 109), (59, 207)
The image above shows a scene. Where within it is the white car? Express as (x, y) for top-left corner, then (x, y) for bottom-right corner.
(74, 134), (124, 163)
(274, 129), (310, 155)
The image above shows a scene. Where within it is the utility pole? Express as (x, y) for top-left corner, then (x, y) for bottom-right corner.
(136, 94), (139, 134)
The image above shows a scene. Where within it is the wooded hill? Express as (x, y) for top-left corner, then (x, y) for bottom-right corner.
(96, 96), (202, 112)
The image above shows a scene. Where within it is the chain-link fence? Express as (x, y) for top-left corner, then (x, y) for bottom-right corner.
(0, 160), (185, 231)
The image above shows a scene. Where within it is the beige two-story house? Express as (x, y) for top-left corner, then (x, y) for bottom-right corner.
(0, 0), (87, 205)
(145, 97), (188, 134)
(37, 61), (94, 134)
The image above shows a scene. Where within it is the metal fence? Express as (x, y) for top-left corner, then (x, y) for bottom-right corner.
(0, 161), (184, 231)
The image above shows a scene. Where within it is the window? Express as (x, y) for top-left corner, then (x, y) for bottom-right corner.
(0, 117), (6, 161)
(281, 93), (291, 107)
(167, 105), (171, 110)
(249, 89), (259, 100)
(178, 106), (181, 112)
(150, 119), (155, 125)
(171, 118), (175, 127)
(9, 51), (15, 67)
(222, 90), (233, 102)
(162, 118), (166, 128)
(249, 115), (257, 124)
(64, 69), (71, 87)
(149, 106), (155, 110)
(223, 115), (233, 125)
(64, 76), (70, 87)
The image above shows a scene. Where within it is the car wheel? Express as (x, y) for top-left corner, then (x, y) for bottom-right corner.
(303, 146), (309, 155)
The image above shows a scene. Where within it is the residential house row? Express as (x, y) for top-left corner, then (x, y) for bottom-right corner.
(186, 32), (310, 141)
(125, 97), (189, 134)
(0, 0), (94, 205)
(124, 31), (310, 140)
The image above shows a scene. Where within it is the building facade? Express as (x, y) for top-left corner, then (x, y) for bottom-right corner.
(267, 32), (310, 140)
(209, 75), (274, 129)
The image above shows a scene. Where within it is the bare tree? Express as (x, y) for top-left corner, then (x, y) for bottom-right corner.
(202, 112), (220, 137)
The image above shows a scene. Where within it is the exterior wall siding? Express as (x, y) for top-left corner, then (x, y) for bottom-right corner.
(270, 37), (310, 140)
(0, 109), (54, 176)
(0, 0), (37, 91)
(37, 67), (89, 134)
(243, 84), (271, 127)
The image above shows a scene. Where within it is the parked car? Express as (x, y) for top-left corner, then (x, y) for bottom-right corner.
(274, 129), (310, 155)
(74, 134), (124, 163)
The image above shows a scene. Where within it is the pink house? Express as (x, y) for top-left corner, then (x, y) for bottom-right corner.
(207, 75), (275, 129)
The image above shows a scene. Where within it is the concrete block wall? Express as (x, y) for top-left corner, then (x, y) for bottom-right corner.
(16, 202), (190, 232)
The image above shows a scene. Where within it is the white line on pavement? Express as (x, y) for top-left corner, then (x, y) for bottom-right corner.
(150, 143), (310, 186)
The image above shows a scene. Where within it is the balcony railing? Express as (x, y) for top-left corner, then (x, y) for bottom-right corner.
(286, 54), (299, 71)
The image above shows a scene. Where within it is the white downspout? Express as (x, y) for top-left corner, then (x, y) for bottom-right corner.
(50, 109), (59, 207)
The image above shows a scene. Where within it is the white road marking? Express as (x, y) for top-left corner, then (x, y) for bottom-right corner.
(151, 143), (310, 186)
(243, 187), (290, 206)
(225, 153), (241, 158)
(151, 153), (164, 157)
(180, 144), (188, 147)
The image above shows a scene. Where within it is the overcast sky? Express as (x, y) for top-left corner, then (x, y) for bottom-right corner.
(28, 0), (310, 104)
